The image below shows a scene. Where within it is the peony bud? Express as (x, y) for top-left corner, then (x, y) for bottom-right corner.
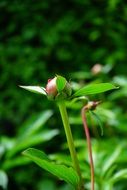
(46, 76), (72, 101)
(91, 64), (102, 75)
(46, 77), (58, 100)
(85, 101), (101, 110)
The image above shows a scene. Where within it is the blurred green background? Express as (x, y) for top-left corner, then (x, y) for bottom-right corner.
(0, 0), (127, 190)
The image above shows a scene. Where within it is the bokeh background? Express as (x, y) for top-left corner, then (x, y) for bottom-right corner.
(0, 0), (127, 190)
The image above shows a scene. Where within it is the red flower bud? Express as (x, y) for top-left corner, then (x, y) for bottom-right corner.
(46, 76), (72, 101)
(46, 77), (58, 99)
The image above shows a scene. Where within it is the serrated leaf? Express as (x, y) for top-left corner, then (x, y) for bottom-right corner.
(73, 83), (118, 97)
(0, 170), (8, 189)
(56, 76), (67, 92)
(19, 86), (47, 95)
(23, 148), (79, 187)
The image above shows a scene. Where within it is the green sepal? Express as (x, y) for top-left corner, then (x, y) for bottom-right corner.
(56, 75), (67, 92)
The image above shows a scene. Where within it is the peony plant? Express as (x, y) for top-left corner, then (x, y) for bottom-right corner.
(20, 75), (118, 190)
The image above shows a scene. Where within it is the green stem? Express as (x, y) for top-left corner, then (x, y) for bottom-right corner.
(58, 101), (84, 190)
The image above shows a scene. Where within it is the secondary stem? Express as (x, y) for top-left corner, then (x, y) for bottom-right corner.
(58, 101), (84, 190)
(81, 106), (94, 190)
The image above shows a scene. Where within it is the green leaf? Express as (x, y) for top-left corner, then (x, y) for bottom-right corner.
(0, 170), (8, 190)
(73, 83), (118, 97)
(6, 111), (54, 158)
(7, 130), (59, 158)
(2, 156), (31, 170)
(90, 111), (103, 136)
(19, 86), (46, 95)
(18, 110), (53, 138)
(23, 148), (79, 187)
(56, 76), (67, 92)
(102, 145), (123, 176)
(110, 169), (127, 183)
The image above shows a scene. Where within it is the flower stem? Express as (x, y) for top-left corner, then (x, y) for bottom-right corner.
(81, 106), (94, 190)
(58, 101), (84, 190)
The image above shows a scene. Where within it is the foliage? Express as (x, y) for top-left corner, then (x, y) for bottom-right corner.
(0, 110), (58, 189)
(0, 0), (127, 189)
(23, 148), (80, 187)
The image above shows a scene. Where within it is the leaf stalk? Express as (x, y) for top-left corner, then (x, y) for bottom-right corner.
(81, 106), (94, 190)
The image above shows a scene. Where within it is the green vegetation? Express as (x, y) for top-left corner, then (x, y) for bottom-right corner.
(0, 0), (127, 189)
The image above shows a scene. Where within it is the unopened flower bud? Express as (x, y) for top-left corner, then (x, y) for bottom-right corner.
(91, 64), (102, 75)
(46, 77), (57, 100)
(46, 76), (72, 101)
(85, 101), (101, 110)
